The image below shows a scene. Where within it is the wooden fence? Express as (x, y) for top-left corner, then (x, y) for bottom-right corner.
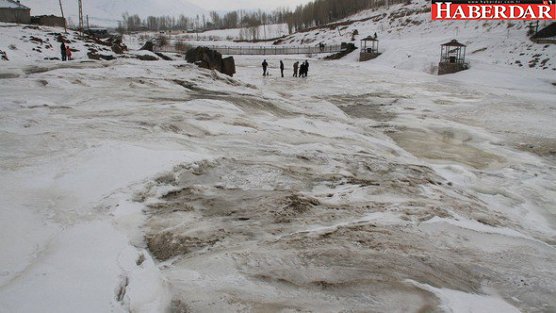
(156, 44), (346, 56)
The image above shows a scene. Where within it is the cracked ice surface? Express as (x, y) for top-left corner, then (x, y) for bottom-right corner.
(1, 54), (555, 313)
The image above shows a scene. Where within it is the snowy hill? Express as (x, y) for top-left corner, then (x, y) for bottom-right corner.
(180, 0), (553, 73)
(21, 0), (207, 27)
(274, 0), (555, 72)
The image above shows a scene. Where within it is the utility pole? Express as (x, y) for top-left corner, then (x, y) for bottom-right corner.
(58, 0), (67, 33)
(78, 0), (84, 38)
(86, 15), (89, 30)
(196, 14), (199, 41)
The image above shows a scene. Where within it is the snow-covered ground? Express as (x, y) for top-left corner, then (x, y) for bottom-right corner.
(275, 1), (555, 72)
(0, 23), (118, 65)
(153, 1), (555, 72)
(1, 5), (556, 313)
(195, 23), (290, 41)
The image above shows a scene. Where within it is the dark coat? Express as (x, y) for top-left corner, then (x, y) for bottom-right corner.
(299, 64), (306, 75)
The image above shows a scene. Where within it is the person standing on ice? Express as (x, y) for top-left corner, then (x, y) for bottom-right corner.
(299, 62), (306, 77)
(304, 60), (310, 77)
(262, 59), (268, 76)
(293, 61), (299, 77)
(280, 60), (284, 78)
(66, 46), (73, 61)
(60, 41), (67, 61)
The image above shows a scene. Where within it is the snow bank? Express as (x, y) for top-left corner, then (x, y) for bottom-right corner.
(408, 280), (522, 313)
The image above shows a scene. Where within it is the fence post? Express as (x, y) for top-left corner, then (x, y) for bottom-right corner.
(198, 44), (358, 56)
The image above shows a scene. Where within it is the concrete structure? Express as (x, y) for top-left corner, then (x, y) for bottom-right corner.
(438, 39), (469, 75)
(85, 28), (109, 38)
(359, 35), (381, 62)
(31, 15), (66, 28)
(0, 0), (31, 24)
(185, 46), (236, 77)
(531, 22), (556, 44)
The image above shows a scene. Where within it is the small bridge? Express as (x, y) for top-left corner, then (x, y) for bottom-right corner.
(156, 44), (346, 56)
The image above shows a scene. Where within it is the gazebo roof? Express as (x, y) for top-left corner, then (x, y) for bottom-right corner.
(441, 39), (466, 47)
(362, 36), (378, 41)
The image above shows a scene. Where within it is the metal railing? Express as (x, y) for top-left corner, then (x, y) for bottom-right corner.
(155, 44), (346, 56)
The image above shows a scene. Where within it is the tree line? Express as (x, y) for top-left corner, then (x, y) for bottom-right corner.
(287, 0), (410, 31)
(117, 10), (286, 34)
(118, 0), (410, 35)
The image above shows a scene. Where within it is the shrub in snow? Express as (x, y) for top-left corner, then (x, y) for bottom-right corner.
(174, 40), (191, 53)
(0, 50), (8, 61)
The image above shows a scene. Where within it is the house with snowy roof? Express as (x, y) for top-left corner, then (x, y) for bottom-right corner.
(0, 0), (30, 24)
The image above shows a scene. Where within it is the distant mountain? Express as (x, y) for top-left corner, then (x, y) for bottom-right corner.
(22, 0), (207, 27)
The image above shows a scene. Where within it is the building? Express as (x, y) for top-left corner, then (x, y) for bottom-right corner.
(85, 28), (110, 38)
(31, 15), (66, 28)
(531, 22), (556, 44)
(359, 35), (381, 62)
(438, 39), (469, 75)
(0, 0), (31, 24)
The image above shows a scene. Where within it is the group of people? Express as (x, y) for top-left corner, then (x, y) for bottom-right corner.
(60, 41), (73, 61)
(293, 60), (310, 77)
(262, 59), (310, 78)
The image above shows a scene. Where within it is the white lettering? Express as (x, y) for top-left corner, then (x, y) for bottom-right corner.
(433, 3), (551, 20)
(453, 5), (466, 19)
(522, 5), (537, 19)
(436, 2), (452, 19)
(482, 5), (493, 18)
(493, 5), (508, 19)
(538, 5), (552, 19)
(510, 5), (524, 18)
(469, 5), (481, 18)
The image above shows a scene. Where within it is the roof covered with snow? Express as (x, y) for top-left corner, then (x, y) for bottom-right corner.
(441, 39), (466, 47)
(362, 36), (378, 41)
(0, 0), (30, 10)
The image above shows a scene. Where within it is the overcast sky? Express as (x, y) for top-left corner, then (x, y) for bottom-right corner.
(186, 0), (313, 11)
(22, 0), (315, 20)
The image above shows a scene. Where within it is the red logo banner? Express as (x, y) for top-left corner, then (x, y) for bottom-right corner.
(432, 1), (556, 20)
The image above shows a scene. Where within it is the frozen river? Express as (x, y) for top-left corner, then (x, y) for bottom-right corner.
(1, 55), (555, 313)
